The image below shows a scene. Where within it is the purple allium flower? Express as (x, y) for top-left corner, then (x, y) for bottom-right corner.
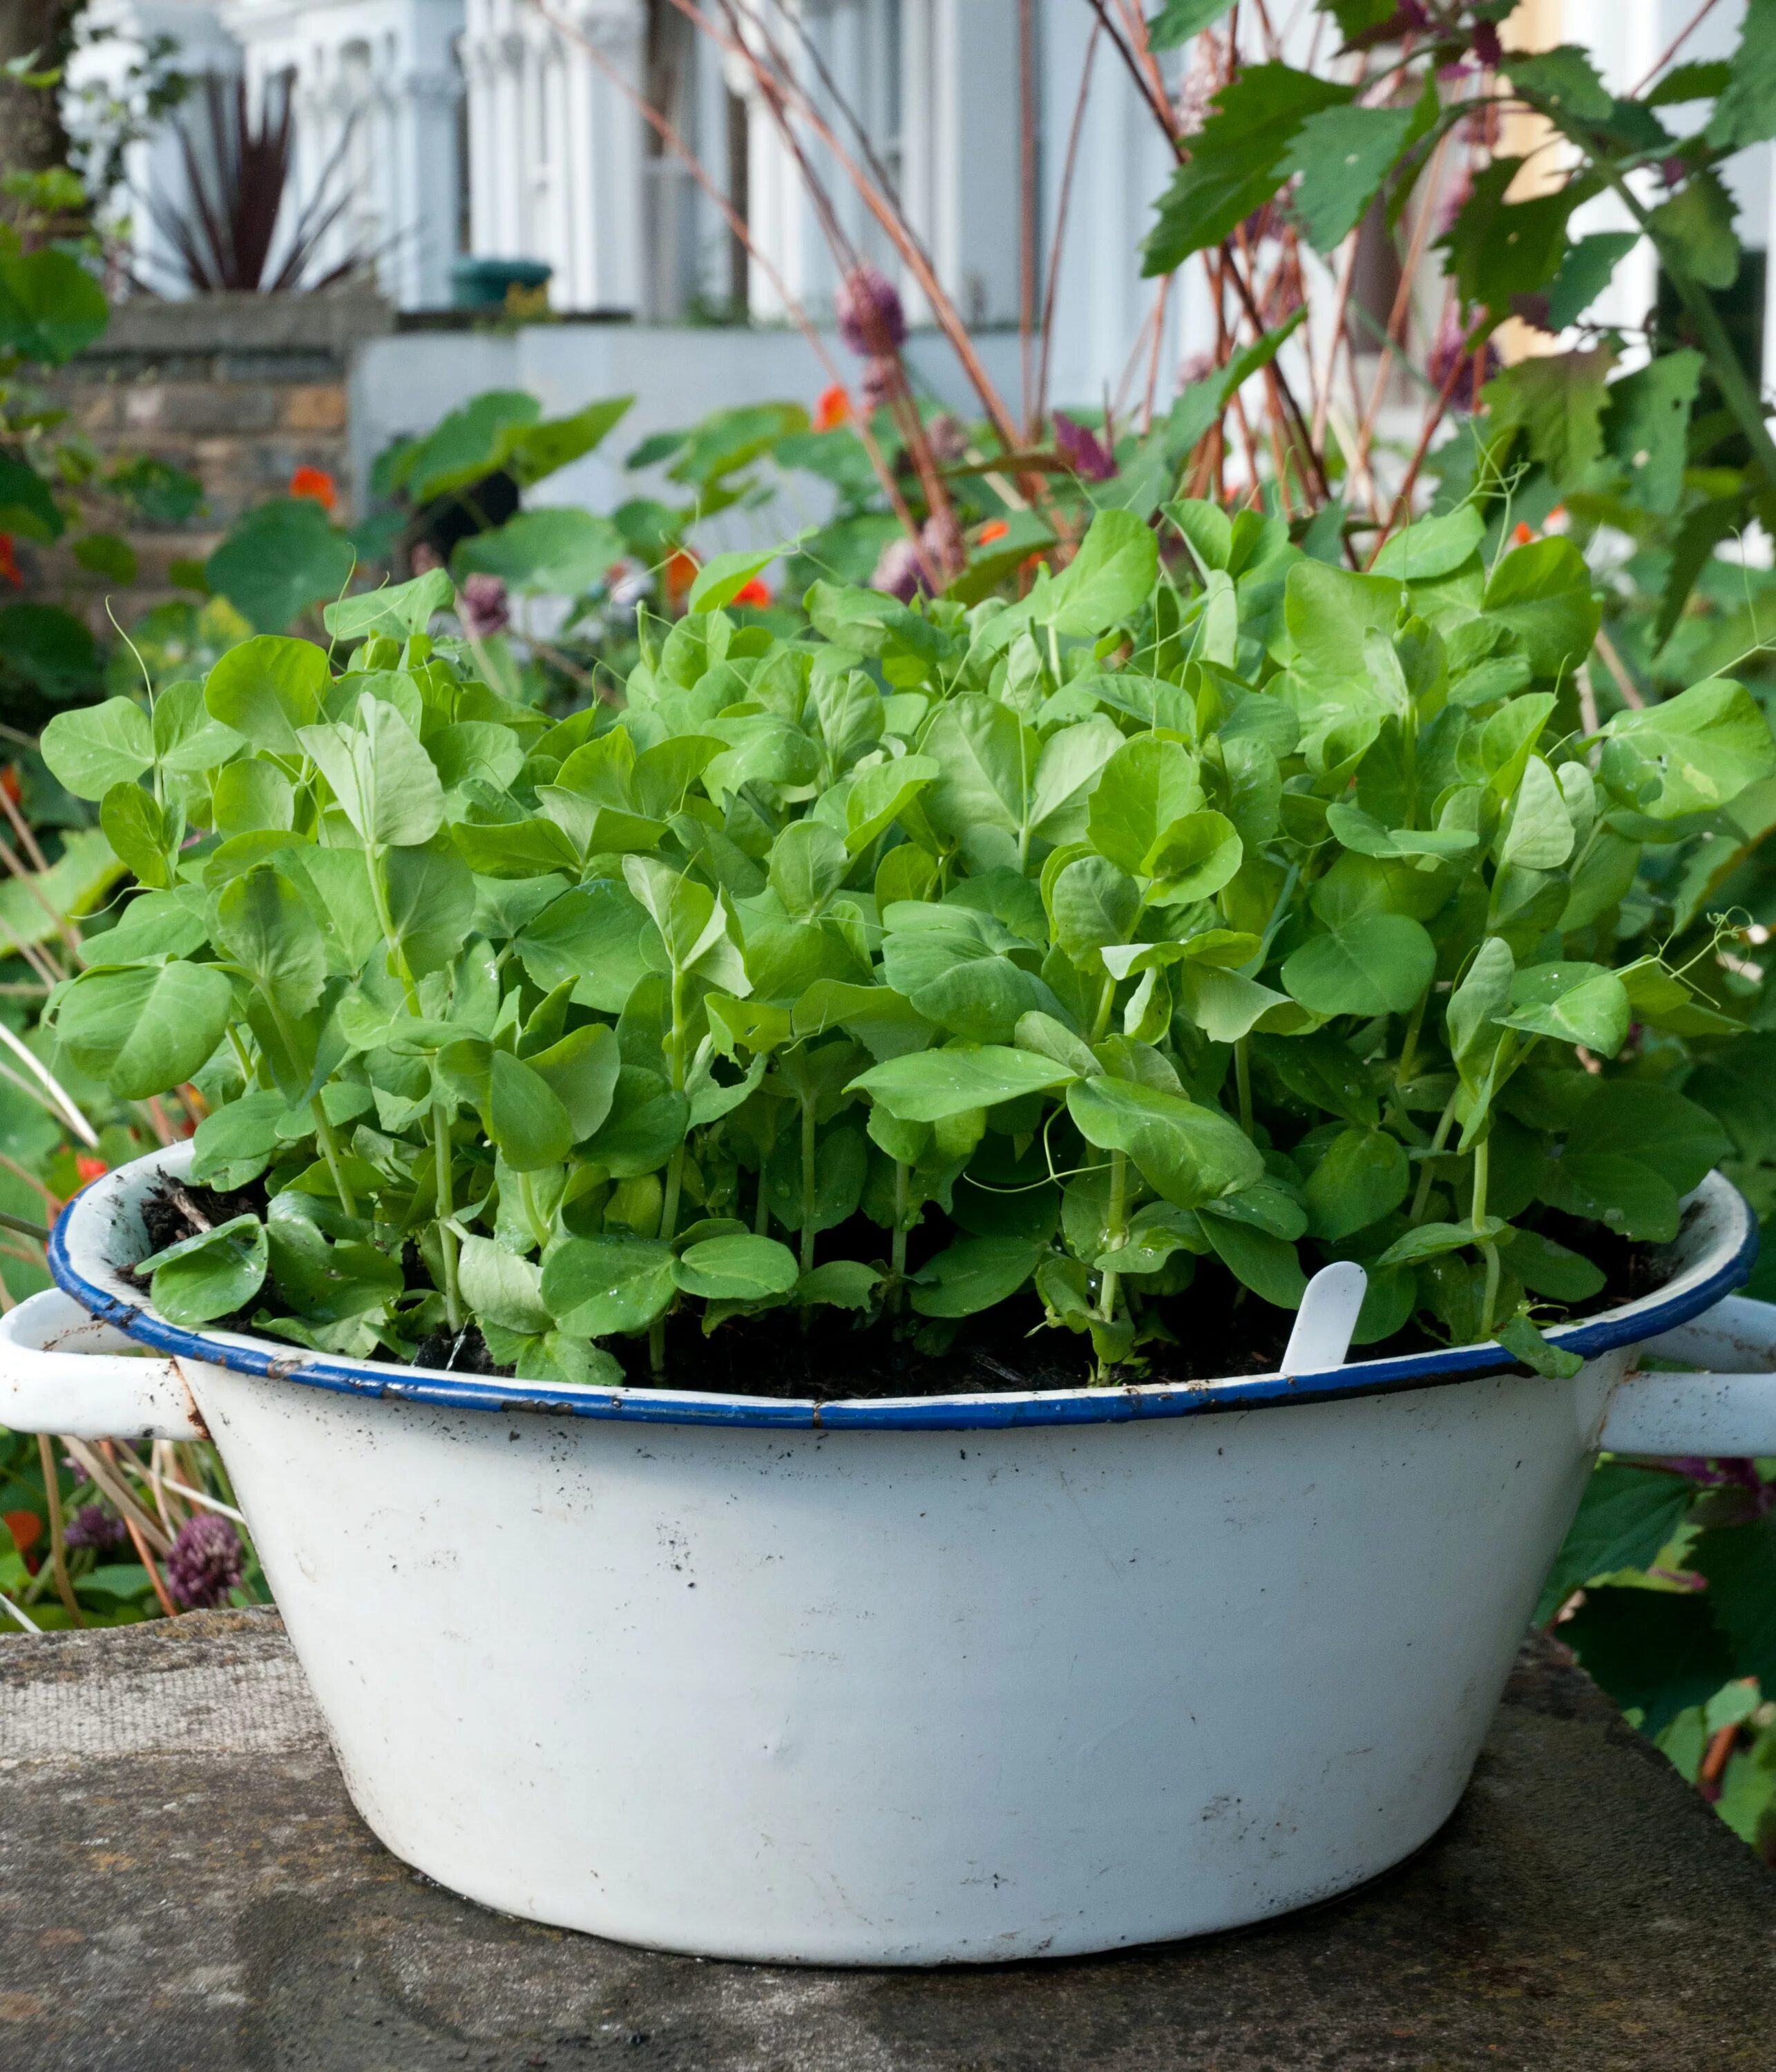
(459, 572), (510, 640)
(1053, 412), (1117, 483)
(860, 355), (897, 412)
(166, 1513), (245, 1609)
(871, 535), (926, 602)
(64, 1504), (128, 1554)
(836, 264), (907, 357)
(927, 412), (968, 464)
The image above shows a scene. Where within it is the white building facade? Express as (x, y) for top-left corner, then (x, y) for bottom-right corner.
(68, 0), (1776, 422)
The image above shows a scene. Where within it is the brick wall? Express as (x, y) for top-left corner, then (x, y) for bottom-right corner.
(36, 292), (394, 627)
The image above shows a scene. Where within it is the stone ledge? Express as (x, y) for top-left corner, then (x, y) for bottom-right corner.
(3, 1613), (1775, 2070)
(77, 291), (396, 365)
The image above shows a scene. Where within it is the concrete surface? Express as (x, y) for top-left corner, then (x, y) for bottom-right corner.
(2, 1612), (1774, 2071)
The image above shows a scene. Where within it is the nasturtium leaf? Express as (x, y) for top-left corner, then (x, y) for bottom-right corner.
(671, 1234), (800, 1301)
(55, 960), (234, 1099)
(140, 1213), (267, 1327)
(1281, 913), (1435, 1018)
(41, 697), (154, 800)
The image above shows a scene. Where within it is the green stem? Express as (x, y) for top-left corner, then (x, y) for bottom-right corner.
(432, 1102), (462, 1334)
(650, 968), (692, 1381)
(1234, 1039), (1253, 1138)
(799, 1094), (818, 1278)
(754, 1161), (771, 1236)
(310, 1097), (358, 1218)
(363, 844), (421, 1013)
(517, 1170), (551, 1254)
(1395, 990), (1429, 1093)
(1409, 1091), (1460, 1225)
(226, 1026), (258, 1090)
(890, 1159), (910, 1310)
(1098, 1149), (1129, 1339)
(1091, 974), (1118, 1044)
(1470, 1133), (1502, 1336)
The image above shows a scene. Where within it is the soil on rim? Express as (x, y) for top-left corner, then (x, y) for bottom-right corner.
(124, 1177), (1685, 1403)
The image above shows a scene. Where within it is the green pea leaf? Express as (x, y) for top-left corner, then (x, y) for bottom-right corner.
(487, 1047), (575, 1171)
(1039, 509), (1160, 636)
(99, 782), (179, 890)
(138, 1212), (267, 1326)
(541, 1234), (677, 1336)
(1538, 1153), (1679, 1243)
(1303, 1127), (1410, 1242)
(1500, 965), (1630, 1057)
(41, 697), (154, 800)
(1067, 1076), (1263, 1209)
(909, 1234), (1047, 1317)
(55, 959), (234, 1099)
(798, 1260), (885, 1311)
(1601, 678), (1776, 820)
(215, 865), (327, 1020)
(1375, 1219), (1513, 1269)
(204, 635), (330, 755)
(850, 1044), (1076, 1121)
(671, 1234), (800, 1301)
(189, 1088), (289, 1189)
(1281, 913), (1435, 1017)
(1199, 1214), (1306, 1309)
(298, 697), (446, 849)
(457, 1234), (553, 1335)
(324, 568), (454, 642)
(526, 1022), (621, 1142)
(1480, 538), (1600, 680)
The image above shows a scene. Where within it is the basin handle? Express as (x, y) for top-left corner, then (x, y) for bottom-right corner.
(0, 1288), (205, 1441)
(1598, 1296), (1776, 1457)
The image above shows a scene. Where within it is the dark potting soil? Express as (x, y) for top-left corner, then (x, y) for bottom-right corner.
(126, 1178), (1683, 1403)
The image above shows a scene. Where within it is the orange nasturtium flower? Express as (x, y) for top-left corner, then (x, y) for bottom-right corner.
(731, 577), (772, 608)
(75, 1154), (108, 1184)
(0, 535), (19, 586)
(977, 519), (1010, 546)
(814, 384), (853, 430)
(1511, 521), (1536, 546)
(663, 548), (698, 608)
(290, 466), (337, 511)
